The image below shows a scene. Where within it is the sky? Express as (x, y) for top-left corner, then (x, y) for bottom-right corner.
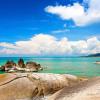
(0, 0), (100, 56)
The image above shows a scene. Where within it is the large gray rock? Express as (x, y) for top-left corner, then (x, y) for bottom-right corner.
(95, 61), (100, 64)
(48, 77), (100, 100)
(4, 61), (16, 72)
(0, 73), (83, 100)
(26, 62), (42, 72)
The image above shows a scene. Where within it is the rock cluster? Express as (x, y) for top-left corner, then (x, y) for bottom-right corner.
(0, 58), (43, 72)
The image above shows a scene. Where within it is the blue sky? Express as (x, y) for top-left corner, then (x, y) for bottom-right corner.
(0, 0), (100, 56)
(0, 0), (99, 42)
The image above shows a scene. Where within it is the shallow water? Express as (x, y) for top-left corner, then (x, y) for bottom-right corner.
(0, 57), (100, 77)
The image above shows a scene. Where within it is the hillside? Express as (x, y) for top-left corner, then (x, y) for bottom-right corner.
(87, 53), (100, 57)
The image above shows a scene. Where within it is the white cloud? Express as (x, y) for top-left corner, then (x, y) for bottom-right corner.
(45, 0), (100, 26)
(0, 34), (100, 56)
(51, 29), (70, 34)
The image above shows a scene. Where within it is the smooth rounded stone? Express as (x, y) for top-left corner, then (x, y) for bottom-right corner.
(27, 73), (84, 96)
(27, 73), (69, 95)
(63, 74), (78, 80)
(0, 77), (36, 100)
(95, 61), (100, 64)
(48, 77), (100, 100)
(0, 73), (84, 100)
(26, 62), (42, 71)
(32, 96), (50, 100)
(0, 74), (17, 86)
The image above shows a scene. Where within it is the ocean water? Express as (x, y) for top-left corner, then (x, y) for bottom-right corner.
(0, 57), (100, 77)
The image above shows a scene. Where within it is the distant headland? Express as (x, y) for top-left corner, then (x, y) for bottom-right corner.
(81, 53), (100, 57)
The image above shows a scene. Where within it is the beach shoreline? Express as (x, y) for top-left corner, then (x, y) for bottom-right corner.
(0, 57), (100, 76)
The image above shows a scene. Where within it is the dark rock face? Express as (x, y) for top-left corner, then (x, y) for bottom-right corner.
(0, 66), (5, 71)
(6, 60), (16, 66)
(26, 62), (42, 71)
(0, 61), (16, 72)
(18, 58), (25, 68)
(5, 61), (16, 71)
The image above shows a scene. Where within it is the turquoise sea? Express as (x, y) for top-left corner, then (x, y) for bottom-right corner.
(0, 57), (100, 77)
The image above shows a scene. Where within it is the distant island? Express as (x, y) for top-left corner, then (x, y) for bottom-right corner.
(87, 53), (100, 57)
(82, 53), (100, 57)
